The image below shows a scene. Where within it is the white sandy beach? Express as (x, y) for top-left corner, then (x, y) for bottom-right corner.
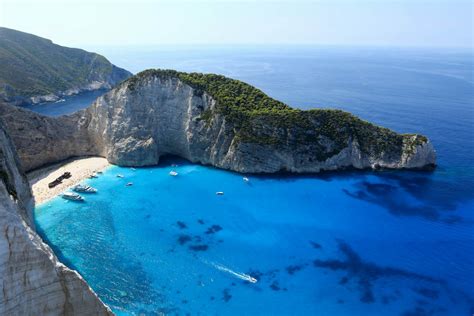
(28, 157), (110, 205)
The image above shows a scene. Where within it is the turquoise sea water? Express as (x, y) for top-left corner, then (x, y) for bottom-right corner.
(34, 46), (473, 315)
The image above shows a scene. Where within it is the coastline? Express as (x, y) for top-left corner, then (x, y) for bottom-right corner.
(28, 157), (111, 205)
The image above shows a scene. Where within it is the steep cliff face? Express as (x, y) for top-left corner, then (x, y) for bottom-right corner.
(0, 27), (131, 106)
(85, 70), (436, 173)
(0, 104), (97, 172)
(0, 123), (111, 315)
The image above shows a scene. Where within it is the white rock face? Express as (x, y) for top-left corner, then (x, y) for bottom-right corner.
(84, 75), (436, 173)
(0, 124), (111, 316)
(0, 105), (97, 172)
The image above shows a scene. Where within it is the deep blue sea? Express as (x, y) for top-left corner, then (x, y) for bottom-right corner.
(34, 46), (473, 315)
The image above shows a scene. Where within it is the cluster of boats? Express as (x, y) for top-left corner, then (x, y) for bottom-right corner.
(61, 166), (250, 202)
(62, 184), (98, 202)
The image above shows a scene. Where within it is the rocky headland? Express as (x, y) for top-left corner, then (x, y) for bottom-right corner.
(1, 69), (435, 173)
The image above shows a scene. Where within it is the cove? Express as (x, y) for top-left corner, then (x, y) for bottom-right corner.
(34, 157), (474, 315)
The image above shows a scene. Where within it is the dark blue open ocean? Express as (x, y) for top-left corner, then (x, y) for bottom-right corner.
(33, 46), (473, 315)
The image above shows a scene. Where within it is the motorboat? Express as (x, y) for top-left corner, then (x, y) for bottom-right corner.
(126, 182), (133, 186)
(62, 192), (84, 202)
(216, 191), (224, 196)
(243, 177), (250, 183)
(169, 171), (178, 176)
(73, 184), (97, 193)
(116, 174), (124, 178)
(89, 172), (98, 179)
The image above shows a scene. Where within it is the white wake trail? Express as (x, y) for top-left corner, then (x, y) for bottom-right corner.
(209, 262), (258, 283)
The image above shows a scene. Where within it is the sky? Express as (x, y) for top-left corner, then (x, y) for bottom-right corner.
(0, 0), (472, 48)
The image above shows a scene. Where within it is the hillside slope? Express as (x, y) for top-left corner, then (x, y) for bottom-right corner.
(0, 27), (131, 105)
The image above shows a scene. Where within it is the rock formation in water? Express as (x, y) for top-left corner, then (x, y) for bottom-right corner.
(0, 27), (131, 106)
(1, 69), (435, 173)
(0, 122), (111, 315)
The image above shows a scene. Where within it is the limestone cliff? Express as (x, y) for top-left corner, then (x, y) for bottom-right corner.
(0, 123), (111, 315)
(86, 70), (435, 172)
(0, 69), (435, 173)
(0, 105), (96, 172)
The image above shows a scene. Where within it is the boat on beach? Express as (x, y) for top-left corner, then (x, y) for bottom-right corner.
(73, 184), (97, 193)
(62, 192), (84, 202)
(89, 172), (98, 179)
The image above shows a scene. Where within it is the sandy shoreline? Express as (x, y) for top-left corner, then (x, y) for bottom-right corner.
(28, 157), (111, 205)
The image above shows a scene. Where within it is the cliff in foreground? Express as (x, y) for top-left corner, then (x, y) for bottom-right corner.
(0, 122), (111, 315)
(0, 27), (131, 106)
(0, 69), (436, 173)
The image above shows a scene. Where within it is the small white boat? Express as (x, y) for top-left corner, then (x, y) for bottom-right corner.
(126, 182), (133, 186)
(89, 172), (98, 179)
(169, 171), (178, 176)
(243, 177), (250, 183)
(216, 191), (224, 196)
(62, 192), (84, 202)
(130, 167), (136, 171)
(116, 174), (124, 178)
(73, 184), (97, 193)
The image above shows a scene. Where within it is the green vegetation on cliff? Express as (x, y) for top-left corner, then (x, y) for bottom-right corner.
(126, 69), (428, 160)
(0, 27), (131, 103)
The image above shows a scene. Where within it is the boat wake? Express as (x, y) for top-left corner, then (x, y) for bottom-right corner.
(209, 262), (258, 283)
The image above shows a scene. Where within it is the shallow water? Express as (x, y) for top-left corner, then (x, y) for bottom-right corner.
(34, 46), (474, 315)
(35, 161), (474, 315)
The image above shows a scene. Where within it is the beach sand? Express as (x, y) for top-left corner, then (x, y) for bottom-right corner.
(28, 157), (110, 205)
